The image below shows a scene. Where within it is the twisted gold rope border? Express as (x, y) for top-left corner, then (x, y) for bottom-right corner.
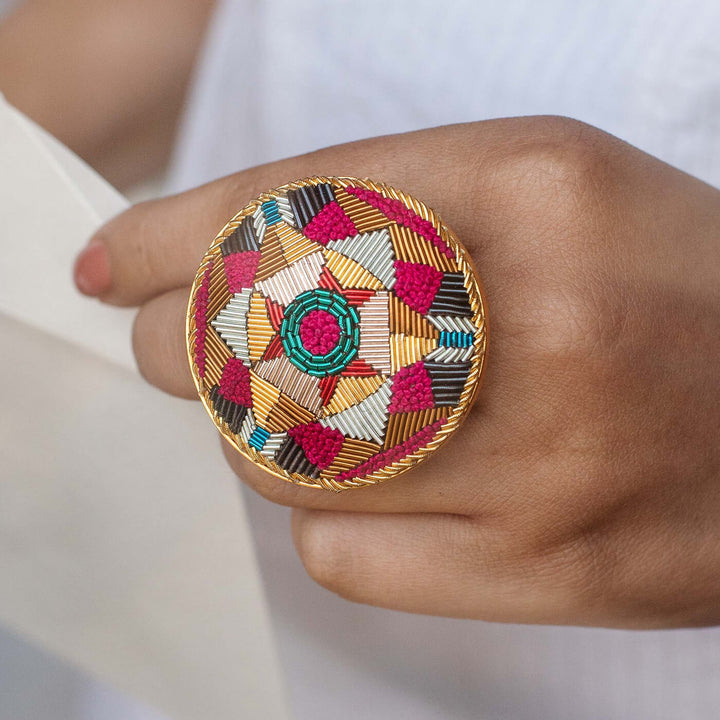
(186, 177), (488, 492)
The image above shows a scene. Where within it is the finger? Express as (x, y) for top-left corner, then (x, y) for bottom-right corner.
(75, 183), (230, 306)
(131, 283), (480, 513)
(73, 118), (538, 306)
(221, 420), (498, 514)
(133, 285), (510, 513)
(290, 509), (582, 622)
(132, 287), (197, 399)
(131, 274), (521, 513)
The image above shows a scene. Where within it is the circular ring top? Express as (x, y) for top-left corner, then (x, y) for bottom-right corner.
(187, 177), (487, 491)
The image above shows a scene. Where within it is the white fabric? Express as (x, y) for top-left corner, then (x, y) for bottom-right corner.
(170, 0), (720, 192)
(167, 1), (720, 719)
(0, 102), (135, 367)
(0, 96), (289, 720)
(0, 624), (169, 720)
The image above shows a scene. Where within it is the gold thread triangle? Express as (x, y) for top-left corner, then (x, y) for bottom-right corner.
(334, 187), (390, 233)
(389, 223), (457, 272)
(274, 222), (321, 264)
(255, 226), (288, 282)
(249, 371), (281, 426)
(202, 325), (234, 388)
(207, 251), (232, 321)
(265, 393), (317, 432)
(388, 295), (439, 339)
(320, 437), (383, 479)
(247, 292), (276, 362)
(323, 374), (386, 415)
(389, 334), (438, 373)
(383, 407), (450, 449)
(322, 248), (384, 290)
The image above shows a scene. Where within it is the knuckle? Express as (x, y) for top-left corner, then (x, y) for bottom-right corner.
(525, 267), (635, 378)
(292, 511), (347, 592)
(529, 115), (613, 173)
(502, 116), (617, 222)
(493, 119), (625, 363)
(131, 308), (153, 383)
(490, 495), (618, 621)
(126, 207), (163, 284)
(229, 449), (307, 507)
(98, 202), (165, 302)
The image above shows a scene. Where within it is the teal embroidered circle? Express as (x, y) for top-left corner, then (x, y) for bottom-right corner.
(280, 289), (360, 377)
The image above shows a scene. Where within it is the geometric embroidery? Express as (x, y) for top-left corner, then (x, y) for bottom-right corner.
(188, 177), (487, 490)
(324, 374), (386, 415)
(326, 229), (396, 288)
(383, 407), (450, 449)
(427, 314), (478, 334)
(280, 289), (359, 376)
(287, 182), (335, 229)
(356, 291), (392, 374)
(320, 380), (392, 444)
(322, 247), (385, 290)
(424, 361), (471, 405)
(247, 293), (275, 361)
(389, 333), (438, 374)
(428, 273), (473, 316)
(255, 251), (324, 306)
(393, 260), (443, 314)
(252, 355), (323, 415)
(388, 362), (434, 413)
(211, 288), (253, 366)
(425, 344), (475, 363)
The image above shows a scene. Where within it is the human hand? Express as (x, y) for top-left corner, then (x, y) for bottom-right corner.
(74, 117), (720, 628)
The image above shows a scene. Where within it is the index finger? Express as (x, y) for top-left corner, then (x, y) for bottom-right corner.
(73, 119), (518, 307)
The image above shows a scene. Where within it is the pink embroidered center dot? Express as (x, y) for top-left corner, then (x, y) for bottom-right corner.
(299, 310), (341, 355)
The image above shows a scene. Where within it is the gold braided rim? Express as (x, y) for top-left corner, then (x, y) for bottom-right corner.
(186, 176), (488, 491)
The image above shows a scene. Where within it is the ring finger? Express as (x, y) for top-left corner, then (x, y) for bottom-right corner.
(133, 286), (504, 513)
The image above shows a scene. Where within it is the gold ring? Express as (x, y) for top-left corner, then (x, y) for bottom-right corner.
(186, 177), (487, 491)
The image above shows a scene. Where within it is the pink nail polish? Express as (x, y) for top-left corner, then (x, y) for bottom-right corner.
(74, 241), (111, 297)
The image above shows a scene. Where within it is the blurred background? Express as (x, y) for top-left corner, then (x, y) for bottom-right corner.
(0, 0), (215, 193)
(0, 625), (167, 720)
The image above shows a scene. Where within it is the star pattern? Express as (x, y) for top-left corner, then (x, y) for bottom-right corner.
(190, 179), (486, 488)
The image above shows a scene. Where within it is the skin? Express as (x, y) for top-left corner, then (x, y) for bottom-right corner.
(74, 116), (720, 629)
(0, 0), (215, 188)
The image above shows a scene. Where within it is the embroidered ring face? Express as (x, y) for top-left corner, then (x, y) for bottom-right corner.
(280, 290), (360, 377)
(186, 177), (487, 491)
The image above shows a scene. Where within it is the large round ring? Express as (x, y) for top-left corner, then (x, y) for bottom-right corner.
(186, 177), (487, 491)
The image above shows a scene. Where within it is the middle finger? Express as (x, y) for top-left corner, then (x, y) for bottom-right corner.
(134, 287), (505, 513)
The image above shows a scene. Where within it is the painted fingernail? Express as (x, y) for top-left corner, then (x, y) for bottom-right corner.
(74, 240), (111, 297)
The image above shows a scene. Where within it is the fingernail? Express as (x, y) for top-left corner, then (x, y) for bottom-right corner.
(74, 239), (111, 297)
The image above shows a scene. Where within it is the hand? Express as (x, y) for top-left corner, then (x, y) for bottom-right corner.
(74, 117), (720, 628)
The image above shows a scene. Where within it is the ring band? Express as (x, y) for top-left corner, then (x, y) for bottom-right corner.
(186, 177), (487, 491)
